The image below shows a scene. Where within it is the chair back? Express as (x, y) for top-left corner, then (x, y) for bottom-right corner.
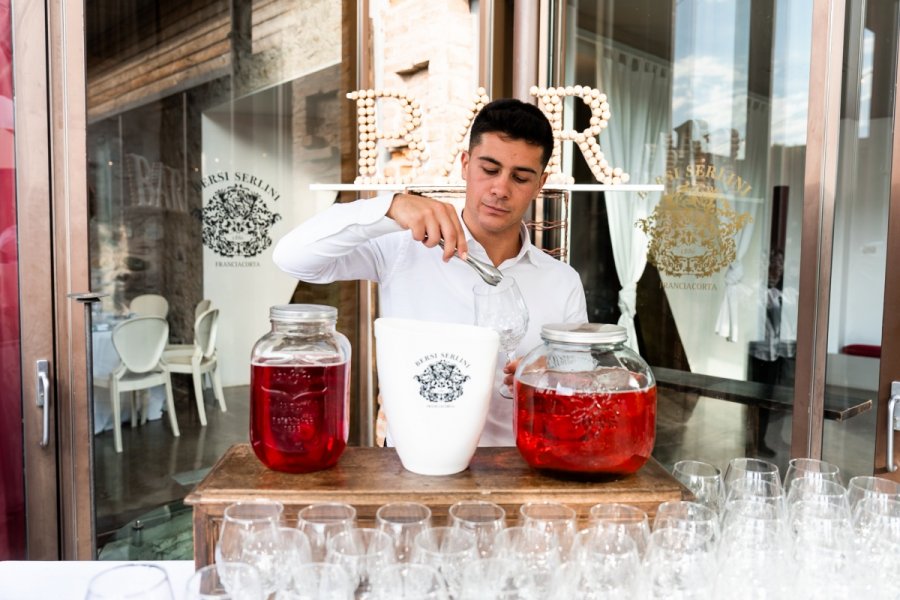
(194, 299), (212, 321)
(194, 308), (220, 360)
(130, 294), (169, 318)
(112, 316), (169, 373)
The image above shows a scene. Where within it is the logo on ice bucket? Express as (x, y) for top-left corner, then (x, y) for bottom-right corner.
(413, 359), (470, 404)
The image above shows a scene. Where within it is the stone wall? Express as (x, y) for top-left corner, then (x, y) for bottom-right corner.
(372, 0), (478, 182)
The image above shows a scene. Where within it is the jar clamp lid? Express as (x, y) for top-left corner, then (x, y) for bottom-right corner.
(269, 304), (337, 322)
(540, 323), (628, 344)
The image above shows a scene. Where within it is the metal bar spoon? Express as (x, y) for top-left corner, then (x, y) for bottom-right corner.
(404, 190), (503, 286)
(437, 239), (503, 286)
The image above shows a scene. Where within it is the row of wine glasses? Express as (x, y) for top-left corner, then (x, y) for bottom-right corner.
(87, 458), (900, 599)
(669, 456), (900, 599)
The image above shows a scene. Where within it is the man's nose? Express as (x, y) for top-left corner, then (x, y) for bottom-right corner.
(490, 174), (513, 199)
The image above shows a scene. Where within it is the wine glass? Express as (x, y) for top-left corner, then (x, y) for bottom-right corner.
(560, 528), (640, 599)
(326, 528), (396, 598)
(672, 460), (726, 514)
(184, 563), (264, 600)
(847, 475), (900, 510)
(215, 499), (283, 596)
(518, 501), (578, 561)
(458, 557), (538, 600)
(783, 458), (843, 493)
(86, 564), (174, 600)
(411, 527), (478, 598)
(448, 500), (507, 558)
(368, 563), (450, 600)
(375, 501), (433, 562)
(473, 277), (529, 399)
(723, 457), (782, 494)
(297, 502), (358, 562)
(282, 563), (355, 600)
(588, 503), (651, 558)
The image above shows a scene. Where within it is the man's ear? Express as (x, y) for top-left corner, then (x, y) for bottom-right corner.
(460, 150), (470, 181)
(538, 169), (549, 189)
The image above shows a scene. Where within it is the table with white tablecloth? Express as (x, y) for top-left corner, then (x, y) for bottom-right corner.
(0, 560), (195, 600)
(91, 319), (167, 436)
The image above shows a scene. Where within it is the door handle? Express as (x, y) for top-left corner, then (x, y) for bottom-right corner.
(887, 381), (900, 472)
(36, 359), (50, 447)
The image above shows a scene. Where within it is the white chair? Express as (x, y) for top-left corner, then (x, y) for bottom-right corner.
(129, 294), (169, 318)
(194, 299), (212, 320)
(166, 299), (213, 353)
(94, 316), (179, 453)
(162, 308), (226, 426)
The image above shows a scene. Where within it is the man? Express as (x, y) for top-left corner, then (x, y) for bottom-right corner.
(273, 98), (588, 446)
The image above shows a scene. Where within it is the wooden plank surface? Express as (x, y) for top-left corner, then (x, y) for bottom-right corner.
(186, 444), (690, 568)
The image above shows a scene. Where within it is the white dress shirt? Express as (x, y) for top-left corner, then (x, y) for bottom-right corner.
(272, 194), (588, 446)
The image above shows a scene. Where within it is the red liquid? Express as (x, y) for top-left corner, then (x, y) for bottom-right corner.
(515, 382), (656, 474)
(250, 363), (349, 473)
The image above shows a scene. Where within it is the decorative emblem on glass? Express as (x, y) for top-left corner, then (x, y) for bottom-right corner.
(202, 183), (282, 258)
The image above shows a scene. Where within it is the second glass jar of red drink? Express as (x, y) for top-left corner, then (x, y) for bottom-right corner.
(250, 304), (351, 473)
(514, 323), (656, 475)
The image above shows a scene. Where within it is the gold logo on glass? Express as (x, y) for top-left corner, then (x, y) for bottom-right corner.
(637, 182), (752, 278)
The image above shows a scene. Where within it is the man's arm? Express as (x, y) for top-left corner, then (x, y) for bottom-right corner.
(387, 191), (469, 261)
(272, 195), (401, 283)
(272, 192), (471, 283)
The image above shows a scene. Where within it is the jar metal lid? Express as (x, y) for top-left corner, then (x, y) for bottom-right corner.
(540, 322), (627, 344)
(269, 304), (337, 322)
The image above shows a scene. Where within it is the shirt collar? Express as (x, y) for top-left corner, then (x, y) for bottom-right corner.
(456, 206), (541, 268)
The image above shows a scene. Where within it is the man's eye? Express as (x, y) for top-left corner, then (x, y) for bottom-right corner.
(483, 168), (498, 175)
(513, 175), (530, 183)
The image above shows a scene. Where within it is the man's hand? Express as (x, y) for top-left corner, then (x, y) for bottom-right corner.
(503, 358), (520, 388)
(387, 192), (468, 262)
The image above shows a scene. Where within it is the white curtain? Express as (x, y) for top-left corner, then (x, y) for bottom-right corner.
(714, 95), (768, 342)
(598, 44), (671, 351)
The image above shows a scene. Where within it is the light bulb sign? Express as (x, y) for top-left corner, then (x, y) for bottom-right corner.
(347, 85), (629, 186)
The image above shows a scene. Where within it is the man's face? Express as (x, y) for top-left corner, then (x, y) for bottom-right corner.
(460, 132), (548, 239)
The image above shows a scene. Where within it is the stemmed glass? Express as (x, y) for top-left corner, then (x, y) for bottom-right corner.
(184, 563), (264, 600)
(588, 503), (651, 557)
(448, 500), (507, 558)
(215, 499), (283, 596)
(473, 277), (529, 399)
(86, 564), (175, 600)
(411, 527), (478, 598)
(326, 528), (396, 598)
(376, 501), (433, 563)
(297, 502), (358, 562)
(672, 460), (726, 514)
(783, 458), (843, 493)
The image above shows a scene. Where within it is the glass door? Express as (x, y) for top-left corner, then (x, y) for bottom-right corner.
(3, 0), (67, 559)
(563, 0), (820, 474)
(823, 0), (900, 480)
(561, 0), (900, 482)
(84, 0), (353, 558)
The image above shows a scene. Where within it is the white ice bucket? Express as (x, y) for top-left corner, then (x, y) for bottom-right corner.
(374, 317), (500, 475)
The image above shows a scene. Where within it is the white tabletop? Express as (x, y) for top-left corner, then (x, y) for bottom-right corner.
(0, 560), (195, 600)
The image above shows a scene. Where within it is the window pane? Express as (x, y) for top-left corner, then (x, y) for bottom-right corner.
(565, 0), (814, 472)
(86, 0), (346, 557)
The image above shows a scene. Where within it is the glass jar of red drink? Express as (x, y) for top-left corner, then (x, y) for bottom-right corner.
(514, 323), (656, 475)
(250, 304), (351, 473)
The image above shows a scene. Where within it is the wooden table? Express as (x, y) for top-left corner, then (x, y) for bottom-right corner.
(186, 444), (690, 568)
(652, 366), (873, 421)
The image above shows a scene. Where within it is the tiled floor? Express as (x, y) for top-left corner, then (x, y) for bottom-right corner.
(94, 384), (251, 557)
(93, 383), (880, 559)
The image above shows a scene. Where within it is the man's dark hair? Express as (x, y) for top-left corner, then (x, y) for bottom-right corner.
(469, 98), (554, 169)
